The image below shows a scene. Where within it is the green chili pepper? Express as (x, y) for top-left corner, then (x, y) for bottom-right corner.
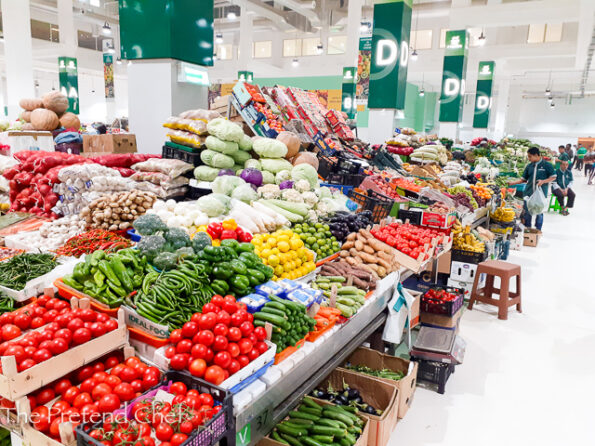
(94, 270), (105, 287)
(110, 256), (133, 292)
(62, 274), (82, 290)
(90, 250), (106, 267)
(98, 260), (121, 287)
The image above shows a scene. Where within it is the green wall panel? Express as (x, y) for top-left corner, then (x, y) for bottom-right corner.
(254, 76), (342, 90)
(439, 30), (469, 122)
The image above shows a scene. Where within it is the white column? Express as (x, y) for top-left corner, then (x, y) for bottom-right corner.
(367, 109), (396, 144)
(439, 123), (459, 141)
(238, 7), (253, 69)
(1, 0), (35, 119)
(345, 0), (363, 66)
(57, 0), (77, 57)
(492, 77), (510, 140)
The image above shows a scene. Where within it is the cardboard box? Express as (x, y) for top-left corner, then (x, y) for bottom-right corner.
(420, 306), (463, 330)
(409, 289), (421, 328)
(82, 134), (137, 154)
(341, 347), (417, 421)
(523, 229), (541, 247)
(450, 261), (482, 283)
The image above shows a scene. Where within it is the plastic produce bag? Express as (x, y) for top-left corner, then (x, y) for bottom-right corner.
(525, 187), (547, 215)
(382, 283), (415, 347)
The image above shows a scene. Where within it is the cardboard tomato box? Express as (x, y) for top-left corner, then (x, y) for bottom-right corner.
(340, 347), (418, 420)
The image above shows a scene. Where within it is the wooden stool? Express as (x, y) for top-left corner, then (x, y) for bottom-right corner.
(468, 260), (522, 320)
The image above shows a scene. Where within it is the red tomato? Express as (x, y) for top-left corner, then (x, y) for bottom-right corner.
(96, 313), (109, 323)
(0, 313), (14, 325)
(30, 317), (45, 329)
(255, 341), (269, 354)
(228, 359), (240, 374)
(238, 339), (253, 355)
(212, 335), (228, 352)
(98, 393), (121, 413)
(13, 312), (31, 330)
(253, 326), (266, 341)
(237, 355), (250, 368)
(204, 347), (214, 363)
(188, 358), (207, 377)
(90, 322), (107, 338)
(223, 302), (238, 315)
(52, 400), (70, 414)
(50, 337), (69, 355)
(113, 383), (135, 402)
(104, 355), (120, 369)
(202, 303), (218, 314)
(72, 328), (91, 345)
(210, 295), (225, 307)
(176, 339), (193, 354)
(247, 332), (258, 345)
(32, 348), (52, 363)
(93, 371), (109, 383)
(164, 345), (176, 359)
(181, 321), (199, 338)
(142, 371), (160, 389)
(80, 378), (98, 393)
(137, 438), (155, 446)
(5, 345), (25, 363)
(63, 386), (80, 404)
(213, 323), (228, 337)
(195, 330), (214, 347)
(104, 319), (118, 332)
(170, 381), (187, 396)
(227, 327), (242, 342)
(191, 343), (208, 359)
(32, 405), (50, 432)
(171, 433), (189, 446)
(239, 321), (254, 336)
(199, 393), (214, 406)
(215, 310), (231, 326)
(49, 417), (62, 437)
(155, 422), (174, 441)
(18, 358), (36, 372)
(67, 318), (84, 332)
(214, 351), (231, 369)
(204, 366), (225, 385)
(130, 379), (143, 393)
(198, 313), (217, 330)
(54, 328), (72, 344)
(73, 392), (93, 409)
(104, 374), (122, 388)
(118, 366), (137, 383)
(36, 388), (55, 405)
(170, 354), (189, 371)
(248, 348), (260, 361)
(42, 310), (58, 324)
(179, 420), (194, 434)
(227, 342), (240, 358)
(230, 313), (243, 327)
(54, 378), (72, 396)
(80, 309), (96, 322)
(169, 329), (183, 345)
(92, 383), (113, 401)
(2, 324), (21, 341)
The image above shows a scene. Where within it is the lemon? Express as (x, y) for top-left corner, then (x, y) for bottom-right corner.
(261, 248), (271, 258)
(271, 248), (280, 256)
(290, 251), (298, 260)
(274, 265), (284, 276)
(268, 255), (280, 267)
(278, 241), (290, 253)
(268, 237), (277, 246)
(277, 234), (290, 242)
(295, 258), (302, 267)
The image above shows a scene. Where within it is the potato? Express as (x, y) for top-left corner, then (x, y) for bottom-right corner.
(357, 251), (378, 264)
(354, 240), (364, 251)
(346, 233), (356, 241)
(342, 241), (355, 250)
(340, 250), (349, 258)
(363, 245), (374, 255)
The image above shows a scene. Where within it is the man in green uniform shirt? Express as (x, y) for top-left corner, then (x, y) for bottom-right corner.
(510, 147), (556, 231)
(552, 160), (575, 216)
(576, 145), (587, 172)
(555, 145), (570, 169)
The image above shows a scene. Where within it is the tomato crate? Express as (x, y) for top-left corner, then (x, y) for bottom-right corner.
(421, 286), (464, 316)
(76, 370), (234, 446)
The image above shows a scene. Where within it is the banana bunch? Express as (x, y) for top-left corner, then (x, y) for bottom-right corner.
(453, 227), (485, 253)
(492, 207), (515, 222)
(452, 221), (463, 235)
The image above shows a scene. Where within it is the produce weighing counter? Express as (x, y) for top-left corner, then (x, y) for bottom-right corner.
(233, 269), (410, 446)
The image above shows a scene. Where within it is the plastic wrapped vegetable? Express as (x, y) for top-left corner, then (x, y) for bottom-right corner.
(194, 165), (220, 182)
(231, 184), (258, 203)
(192, 231), (212, 252)
(291, 164), (318, 188)
(153, 252), (178, 271)
(212, 175), (246, 196)
(137, 234), (167, 261)
(133, 214), (168, 236)
(230, 150), (251, 164)
(253, 138), (288, 158)
(165, 227), (191, 250)
(206, 118), (244, 143)
(196, 195), (225, 217)
(260, 158), (293, 174)
(200, 149), (235, 169)
(238, 134), (253, 151)
(205, 136), (239, 155)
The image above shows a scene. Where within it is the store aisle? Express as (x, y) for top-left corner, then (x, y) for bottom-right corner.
(391, 179), (595, 446)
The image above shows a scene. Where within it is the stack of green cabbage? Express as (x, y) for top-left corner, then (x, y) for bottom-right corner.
(247, 138), (293, 186)
(194, 118), (255, 181)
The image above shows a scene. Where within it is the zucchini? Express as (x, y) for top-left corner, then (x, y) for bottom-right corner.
(288, 419), (314, 426)
(254, 312), (290, 329)
(302, 437), (325, 446)
(289, 410), (319, 421)
(327, 276), (346, 282)
(337, 286), (359, 294)
(254, 319), (282, 332)
(261, 307), (288, 318)
(336, 297), (355, 307)
(335, 303), (353, 318)
(310, 426), (345, 438)
(278, 423), (307, 437)
(299, 407), (322, 416)
(318, 419), (346, 429)
(265, 301), (290, 313)
(302, 397), (322, 410)
(311, 435), (334, 444)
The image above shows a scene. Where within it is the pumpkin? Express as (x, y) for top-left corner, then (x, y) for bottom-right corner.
(22, 123), (34, 131)
(19, 111), (31, 123)
(292, 152), (319, 170)
(42, 91), (69, 115)
(19, 98), (44, 111)
(59, 112), (80, 129)
(30, 109), (59, 131)
(277, 131), (300, 159)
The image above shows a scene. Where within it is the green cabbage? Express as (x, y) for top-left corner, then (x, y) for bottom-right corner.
(291, 163), (318, 188)
(206, 118), (244, 143)
(205, 136), (239, 155)
(200, 149), (235, 169)
(260, 158), (293, 174)
(212, 175), (246, 196)
(230, 150), (251, 164)
(231, 184), (258, 203)
(194, 165), (220, 182)
(253, 138), (288, 158)
(238, 134), (253, 151)
(196, 195), (225, 217)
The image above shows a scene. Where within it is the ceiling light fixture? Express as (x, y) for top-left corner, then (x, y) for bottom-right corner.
(411, 49), (418, 61)
(116, 58), (122, 65)
(545, 87), (551, 96)
(316, 43), (324, 54)
(477, 31), (486, 46)
(360, 22), (369, 33)
(550, 101), (555, 109)
(215, 33), (223, 44)
(227, 11), (237, 20)
(419, 88), (425, 97)
(102, 21), (112, 35)
(127, 60), (132, 66)
(292, 58), (299, 67)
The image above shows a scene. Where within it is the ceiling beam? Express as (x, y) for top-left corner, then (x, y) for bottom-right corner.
(236, 0), (295, 32)
(273, 0), (322, 27)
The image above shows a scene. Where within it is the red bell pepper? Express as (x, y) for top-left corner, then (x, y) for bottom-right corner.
(220, 229), (237, 240)
(207, 222), (223, 239)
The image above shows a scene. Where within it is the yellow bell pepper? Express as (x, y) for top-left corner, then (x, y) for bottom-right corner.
(212, 239), (221, 247)
(222, 219), (237, 231)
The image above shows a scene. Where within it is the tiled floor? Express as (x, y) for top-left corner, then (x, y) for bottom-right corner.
(391, 176), (595, 445)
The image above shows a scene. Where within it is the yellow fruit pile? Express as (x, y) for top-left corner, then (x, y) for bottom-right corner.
(251, 229), (317, 281)
(491, 207), (515, 223)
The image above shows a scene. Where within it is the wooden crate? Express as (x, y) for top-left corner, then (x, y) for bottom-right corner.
(0, 298), (128, 401)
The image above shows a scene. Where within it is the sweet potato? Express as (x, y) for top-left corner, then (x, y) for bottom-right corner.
(346, 233), (356, 241)
(342, 240), (355, 250)
(356, 251), (378, 264)
(376, 257), (392, 270)
(354, 240), (364, 251)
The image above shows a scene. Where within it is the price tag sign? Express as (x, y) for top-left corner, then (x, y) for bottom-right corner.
(330, 284), (338, 307)
(264, 322), (273, 341)
(307, 302), (320, 318)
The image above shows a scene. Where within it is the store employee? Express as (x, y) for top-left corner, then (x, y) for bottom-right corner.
(509, 147), (556, 232)
(552, 160), (575, 216)
(555, 145), (570, 169)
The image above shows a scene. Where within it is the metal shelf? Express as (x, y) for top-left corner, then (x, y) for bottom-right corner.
(234, 274), (399, 446)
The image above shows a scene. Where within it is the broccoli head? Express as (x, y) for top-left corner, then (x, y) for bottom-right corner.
(192, 231), (212, 253)
(133, 214), (167, 236)
(175, 247), (195, 261)
(137, 234), (166, 261)
(164, 227), (191, 250)
(153, 252), (178, 271)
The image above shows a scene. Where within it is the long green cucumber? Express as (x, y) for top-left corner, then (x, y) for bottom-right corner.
(320, 410), (354, 426)
(311, 435), (334, 444)
(299, 406), (322, 416)
(310, 426), (345, 438)
(289, 410), (319, 421)
(302, 397), (322, 410)
(301, 437), (325, 446)
(278, 423), (308, 437)
(254, 312), (290, 329)
(272, 431), (290, 444)
(279, 433), (304, 446)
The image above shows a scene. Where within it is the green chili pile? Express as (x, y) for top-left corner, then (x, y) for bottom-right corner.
(0, 292), (14, 313)
(0, 253), (57, 290)
(344, 364), (405, 381)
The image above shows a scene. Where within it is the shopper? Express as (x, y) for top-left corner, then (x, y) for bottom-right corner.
(510, 147), (556, 232)
(575, 145), (587, 171)
(585, 147), (594, 178)
(552, 160), (575, 216)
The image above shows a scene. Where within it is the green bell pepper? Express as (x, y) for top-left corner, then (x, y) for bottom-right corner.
(220, 239), (240, 251)
(239, 252), (261, 268)
(62, 274), (82, 290)
(230, 259), (248, 275)
(211, 279), (229, 295)
(73, 263), (89, 282)
(203, 246), (223, 262)
(212, 263), (233, 280)
(231, 275), (250, 292)
(237, 243), (255, 253)
(221, 246), (238, 261)
(247, 268), (265, 285)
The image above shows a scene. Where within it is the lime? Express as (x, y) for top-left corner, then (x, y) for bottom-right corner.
(312, 243), (319, 251)
(306, 236), (316, 245)
(315, 223), (323, 229)
(323, 224), (330, 231)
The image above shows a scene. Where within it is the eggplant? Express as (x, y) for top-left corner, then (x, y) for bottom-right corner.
(311, 389), (326, 399)
(364, 405), (377, 415)
(335, 395), (349, 405)
(346, 388), (360, 400)
(353, 396), (363, 404)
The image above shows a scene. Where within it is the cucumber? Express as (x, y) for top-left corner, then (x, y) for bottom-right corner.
(336, 297), (355, 306)
(327, 276), (346, 282)
(254, 312), (290, 329)
(261, 307), (288, 318)
(302, 437), (325, 446)
(299, 406), (322, 416)
(272, 431), (289, 444)
(285, 421), (312, 430)
(337, 286), (359, 294)
(302, 397), (322, 410)
(319, 418), (347, 429)
(288, 418), (314, 426)
(315, 277), (330, 283)
(265, 301), (290, 312)
(347, 425), (361, 435)
(278, 423), (308, 437)
(321, 409), (354, 426)
(311, 435), (334, 444)
(290, 410), (319, 421)
(322, 407), (361, 424)
(310, 426), (345, 438)
(254, 319), (282, 332)
(279, 433), (304, 446)
(338, 437), (352, 446)
(344, 433), (357, 445)
(335, 303), (353, 318)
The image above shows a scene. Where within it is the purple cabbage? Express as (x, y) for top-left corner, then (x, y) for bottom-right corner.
(240, 168), (263, 187)
(279, 180), (294, 190)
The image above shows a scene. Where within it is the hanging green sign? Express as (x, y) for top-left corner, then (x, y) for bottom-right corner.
(368, 0), (412, 110)
(438, 30), (469, 122)
(342, 67), (357, 119)
(58, 57), (79, 114)
(238, 71), (254, 83)
(473, 61), (495, 129)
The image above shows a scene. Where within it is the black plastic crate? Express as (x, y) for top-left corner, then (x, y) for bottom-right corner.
(451, 248), (488, 264)
(414, 359), (456, 394)
(318, 156), (339, 180)
(398, 208), (423, 225)
(162, 143), (203, 167)
(76, 370), (234, 446)
(420, 286), (464, 316)
(187, 185), (213, 200)
(326, 172), (366, 187)
(348, 190), (393, 223)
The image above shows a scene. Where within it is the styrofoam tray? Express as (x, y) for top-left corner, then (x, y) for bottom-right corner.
(0, 257), (79, 302)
